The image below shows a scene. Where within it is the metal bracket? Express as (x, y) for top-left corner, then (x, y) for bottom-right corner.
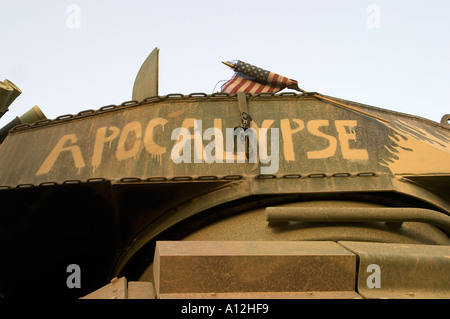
(237, 92), (252, 129)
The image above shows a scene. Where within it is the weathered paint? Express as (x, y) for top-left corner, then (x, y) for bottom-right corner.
(0, 95), (448, 188)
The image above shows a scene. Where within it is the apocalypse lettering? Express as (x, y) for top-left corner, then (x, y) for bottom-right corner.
(36, 118), (368, 176)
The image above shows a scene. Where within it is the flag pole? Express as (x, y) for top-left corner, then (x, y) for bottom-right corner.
(297, 87), (390, 123)
(287, 83), (389, 123)
(311, 94), (390, 123)
(222, 61), (235, 69)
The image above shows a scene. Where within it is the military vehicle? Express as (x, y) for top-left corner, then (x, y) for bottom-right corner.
(0, 49), (449, 299)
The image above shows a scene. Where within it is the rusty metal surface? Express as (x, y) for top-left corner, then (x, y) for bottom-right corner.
(339, 241), (450, 299)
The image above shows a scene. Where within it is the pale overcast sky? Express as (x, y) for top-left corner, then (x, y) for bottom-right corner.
(1, 0), (449, 125)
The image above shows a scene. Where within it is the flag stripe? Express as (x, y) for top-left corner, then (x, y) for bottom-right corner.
(221, 75), (245, 93)
(243, 80), (258, 93)
(230, 76), (248, 93)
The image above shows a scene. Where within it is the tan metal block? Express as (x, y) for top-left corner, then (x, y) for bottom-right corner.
(153, 241), (356, 298)
(80, 277), (127, 299)
(127, 281), (156, 299)
(159, 291), (362, 299)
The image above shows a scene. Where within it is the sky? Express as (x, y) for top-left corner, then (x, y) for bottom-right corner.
(0, 0), (449, 126)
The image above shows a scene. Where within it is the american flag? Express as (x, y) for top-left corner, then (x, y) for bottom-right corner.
(221, 60), (300, 94)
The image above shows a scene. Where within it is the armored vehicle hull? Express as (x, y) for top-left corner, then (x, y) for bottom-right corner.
(0, 92), (449, 299)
